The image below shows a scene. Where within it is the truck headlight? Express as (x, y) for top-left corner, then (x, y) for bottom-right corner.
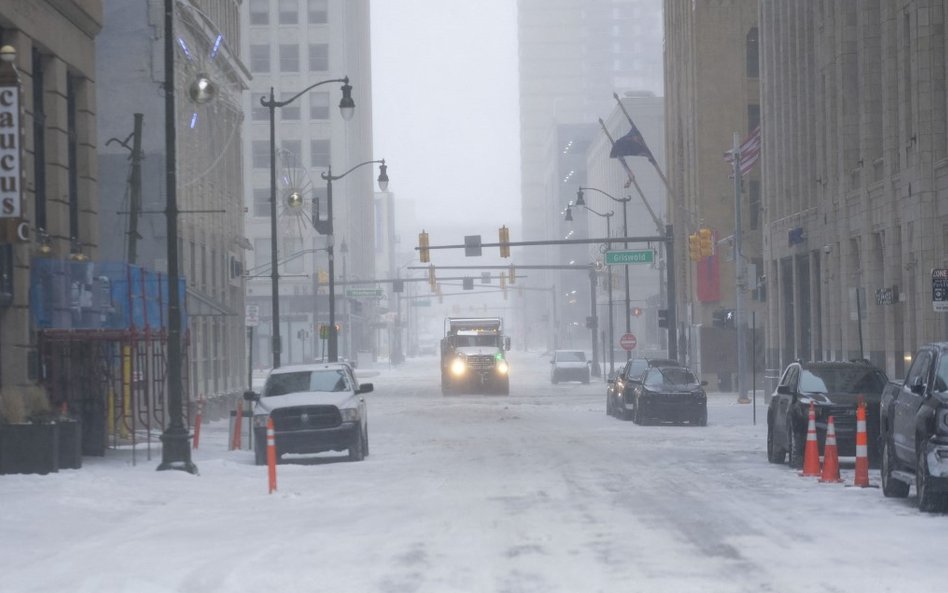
(496, 360), (509, 374)
(450, 358), (466, 376)
(340, 408), (360, 423)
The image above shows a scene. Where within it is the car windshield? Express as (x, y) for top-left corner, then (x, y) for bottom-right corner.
(625, 359), (649, 378)
(799, 366), (887, 394)
(263, 370), (350, 397)
(650, 367), (698, 387)
(556, 351), (586, 362)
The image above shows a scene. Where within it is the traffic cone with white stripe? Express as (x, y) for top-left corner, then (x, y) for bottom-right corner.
(266, 417), (277, 494)
(819, 415), (842, 483)
(801, 402), (821, 477)
(853, 398), (870, 487)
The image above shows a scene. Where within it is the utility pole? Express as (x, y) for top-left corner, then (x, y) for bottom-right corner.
(127, 114), (144, 265)
(733, 132), (749, 402)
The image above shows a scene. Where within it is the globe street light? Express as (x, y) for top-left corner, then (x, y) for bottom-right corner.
(260, 77), (354, 369)
(578, 187), (633, 361)
(316, 160), (388, 362)
(565, 202), (616, 375)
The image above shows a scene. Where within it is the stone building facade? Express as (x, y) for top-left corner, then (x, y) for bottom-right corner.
(760, 1), (948, 378)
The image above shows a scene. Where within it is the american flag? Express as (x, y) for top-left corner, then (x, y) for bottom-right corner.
(724, 125), (761, 177)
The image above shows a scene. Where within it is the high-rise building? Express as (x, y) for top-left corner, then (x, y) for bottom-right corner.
(241, 0), (374, 367)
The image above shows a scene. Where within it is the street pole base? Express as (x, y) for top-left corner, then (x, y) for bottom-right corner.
(157, 427), (199, 475)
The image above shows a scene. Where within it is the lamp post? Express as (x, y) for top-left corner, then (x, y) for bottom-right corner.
(565, 202), (615, 375)
(260, 77), (354, 369)
(317, 160), (389, 362)
(339, 238), (348, 361)
(578, 187), (633, 361)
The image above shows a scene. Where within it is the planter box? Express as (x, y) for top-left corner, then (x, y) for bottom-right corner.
(0, 422), (60, 475)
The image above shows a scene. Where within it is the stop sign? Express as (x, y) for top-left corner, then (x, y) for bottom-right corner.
(619, 333), (637, 351)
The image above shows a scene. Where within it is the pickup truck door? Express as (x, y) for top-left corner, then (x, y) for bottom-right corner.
(893, 350), (933, 464)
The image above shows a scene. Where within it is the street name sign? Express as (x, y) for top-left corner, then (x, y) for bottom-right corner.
(245, 304), (259, 327)
(346, 287), (384, 299)
(605, 250), (654, 265)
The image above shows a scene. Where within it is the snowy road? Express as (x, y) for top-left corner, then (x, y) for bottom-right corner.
(1, 352), (944, 593)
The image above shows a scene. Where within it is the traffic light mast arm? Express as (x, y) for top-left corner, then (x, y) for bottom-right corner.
(415, 234), (670, 253)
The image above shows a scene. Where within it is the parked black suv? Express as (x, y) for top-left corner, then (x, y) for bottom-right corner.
(879, 342), (948, 512)
(767, 360), (888, 469)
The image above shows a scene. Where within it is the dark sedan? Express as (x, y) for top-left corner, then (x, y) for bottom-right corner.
(767, 361), (888, 469)
(629, 366), (708, 426)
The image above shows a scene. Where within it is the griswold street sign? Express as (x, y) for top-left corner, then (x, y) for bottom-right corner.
(605, 250), (654, 265)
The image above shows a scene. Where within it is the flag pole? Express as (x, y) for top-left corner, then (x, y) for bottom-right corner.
(613, 92), (671, 191)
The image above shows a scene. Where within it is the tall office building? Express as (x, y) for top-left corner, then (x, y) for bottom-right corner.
(241, 0), (373, 367)
(517, 0), (664, 350)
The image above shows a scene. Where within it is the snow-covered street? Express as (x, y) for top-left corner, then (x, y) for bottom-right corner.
(1, 352), (944, 593)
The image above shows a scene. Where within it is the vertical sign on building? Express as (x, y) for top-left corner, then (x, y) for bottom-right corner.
(0, 75), (20, 218)
(933, 269), (948, 312)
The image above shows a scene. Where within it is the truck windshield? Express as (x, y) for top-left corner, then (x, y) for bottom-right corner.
(453, 335), (498, 347)
(264, 370), (350, 396)
(799, 366), (887, 394)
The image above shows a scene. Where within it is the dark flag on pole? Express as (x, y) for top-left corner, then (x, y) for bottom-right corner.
(609, 119), (655, 163)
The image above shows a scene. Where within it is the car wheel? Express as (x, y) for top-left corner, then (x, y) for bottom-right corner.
(787, 420), (804, 469)
(606, 395), (613, 416)
(348, 425), (365, 462)
(552, 373), (559, 384)
(254, 433), (267, 466)
(582, 373), (590, 384)
(916, 446), (947, 512)
(631, 400), (640, 424)
(695, 406), (708, 427)
(363, 423), (370, 457)
(880, 438), (908, 498)
(767, 418), (787, 464)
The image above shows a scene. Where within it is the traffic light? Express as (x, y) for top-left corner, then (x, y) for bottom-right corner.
(658, 308), (668, 328)
(699, 227), (713, 257)
(499, 225), (511, 258)
(688, 233), (701, 261)
(713, 308), (736, 328)
(500, 273), (507, 299)
(508, 265), (516, 285)
(428, 265), (437, 290)
(632, 306), (642, 317)
(418, 230), (430, 263)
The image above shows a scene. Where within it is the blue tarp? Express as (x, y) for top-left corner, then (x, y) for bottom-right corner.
(30, 259), (188, 331)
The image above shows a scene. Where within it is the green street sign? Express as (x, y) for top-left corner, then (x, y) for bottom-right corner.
(346, 288), (384, 299)
(411, 299), (432, 307)
(605, 250), (654, 265)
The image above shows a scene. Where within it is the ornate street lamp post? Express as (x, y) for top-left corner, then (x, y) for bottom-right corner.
(260, 77), (354, 369)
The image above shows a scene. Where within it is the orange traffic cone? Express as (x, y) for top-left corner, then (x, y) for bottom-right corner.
(819, 415), (842, 483)
(801, 402), (821, 477)
(853, 398), (870, 487)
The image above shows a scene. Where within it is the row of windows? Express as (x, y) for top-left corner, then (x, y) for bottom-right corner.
(251, 139), (330, 170)
(250, 0), (328, 26)
(249, 43), (328, 74)
(250, 91), (331, 121)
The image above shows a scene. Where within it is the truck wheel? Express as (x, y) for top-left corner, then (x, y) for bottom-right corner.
(498, 379), (510, 396)
(767, 418), (787, 464)
(881, 439), (908, 498)
(348, 425), (365, 462)
(916, 446), (947, 512)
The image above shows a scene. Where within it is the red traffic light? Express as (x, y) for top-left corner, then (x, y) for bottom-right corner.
(632, 307), (642, 317)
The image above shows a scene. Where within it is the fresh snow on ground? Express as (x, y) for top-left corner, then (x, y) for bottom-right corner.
(1, 352), (944, 593)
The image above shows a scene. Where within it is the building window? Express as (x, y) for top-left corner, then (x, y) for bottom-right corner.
(284, 237), (304, 273)
(249, 0), (268, 25)
(747, 104), (760, 132)
(746, 27), (759, 78)
(308, 43), (328, 72)
(32, 48), (47, 230)
(66, 74), (80, 242)
(251, 92), (268, 121)
(309, 92), (329, 119)
(279, 0), (298, 24)
(308, 0), (328, 24)
(254, 238), (271, 272)
(252, 140), (270, 169)
(250, 44), (270, 73)
(310, 139), (330, 168)
(279, 93), (301, 120)
(281, 140), (302, 161)
(253, 188), (269, 218)
(279, 44), (299, 72)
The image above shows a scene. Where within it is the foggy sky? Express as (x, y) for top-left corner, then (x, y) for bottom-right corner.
(370, 0), (522, 246)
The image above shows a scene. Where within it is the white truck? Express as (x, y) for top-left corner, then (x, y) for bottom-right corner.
(439, 317), (511, 395)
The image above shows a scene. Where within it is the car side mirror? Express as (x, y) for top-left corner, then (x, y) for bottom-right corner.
(910, 382), (926, 395)
(357, 383), (374, 394)
(243, 390), (259, 402)
(777, 385), (792, 395)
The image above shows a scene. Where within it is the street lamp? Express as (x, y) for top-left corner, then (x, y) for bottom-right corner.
(261, 77), (354, 369)
(565, 202), (616, 375)
(578, 187), (633, 362)
(317, 160), (388, 362)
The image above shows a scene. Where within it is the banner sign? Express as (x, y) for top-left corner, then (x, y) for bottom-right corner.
(0, 84), (21, 218)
